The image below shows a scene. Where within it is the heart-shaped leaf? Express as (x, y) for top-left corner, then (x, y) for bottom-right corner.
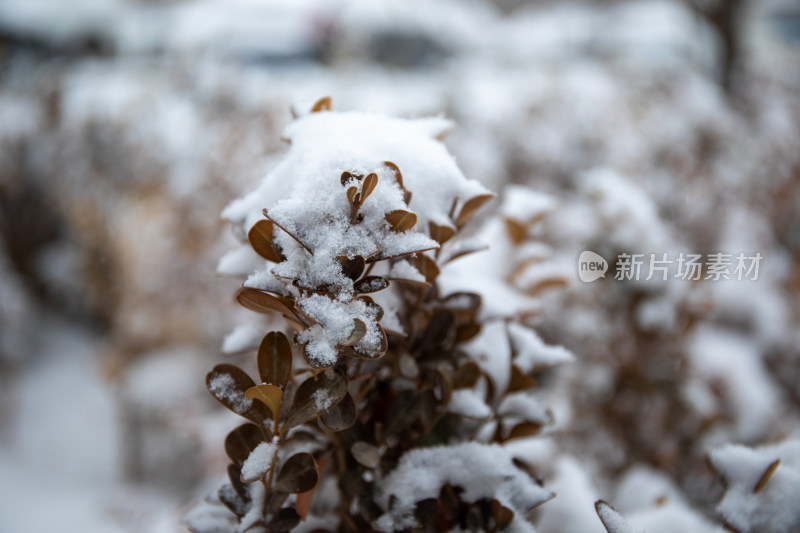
(276, 453), (318, 494)
(413, 253), (440, 283)
(385, 210), (417, 233)
(286, 370), (348, 428)
(248, 220), (283, 263)
(258, 332), (292, 389)
(245, 384), (283, 423)
(429, 221), (455, 245)
(455, 193), (494, 228)
(206, 364), (270, 423)
(337, 255), (365, 281)
(225, 423), (265, 466)
(320, 392), (357, 431)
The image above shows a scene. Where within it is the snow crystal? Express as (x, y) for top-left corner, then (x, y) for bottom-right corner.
(241, 439), (278, 482)
(295, 294), (382, 366)
(311, 387), (337, 412)
(497, 392), (551, 424)
(461, 320), (511, 398)
(208, 373), (254, 416)
(375, 442), (552, 532)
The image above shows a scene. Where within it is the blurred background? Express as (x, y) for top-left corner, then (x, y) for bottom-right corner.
(0, 0), (798, 531)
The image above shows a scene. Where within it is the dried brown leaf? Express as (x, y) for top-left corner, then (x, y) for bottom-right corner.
(225, 423), (264, 467)
(361, 173), (378, 202)
(276, 453), (318, 494)
(385, 209), (418, 232)
(248, 220), (283, 263)
(354, 276), (389, 294)
(337, 255), (365, 281)
(455, 194), (495, 228)
(245, 384), (283, 423)
(310, 96), (331, 113)
(236, 287), (300, 322)
(754, 459), (781, 493)
(429, 221), (456, 245)
(258, 332), (293, 389)
(286, 370), (347, 428)
(453, 361), (481, 389)
(341, 319), (368, 346)
(351, 441), (380, 469)
(320, 392), (357, 431)
(206, 364), (270, 423)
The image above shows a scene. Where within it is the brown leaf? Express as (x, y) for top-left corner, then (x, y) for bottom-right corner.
(245, 384), (283, 423)
(236, 287), (300, 321)
(219, 484), (248, 518)
(351, 441), (380, 469)
(361, 173), (378, 203)
(429, 221), (456, 245)
(455, 322), (481, 343)
(262, 209), (313, 255)
(385, 210), (418, 232)
(206, 364), (270, 423)
(455, 194), (495, 228)
(508, 365), (536, 393)
(337, 255), (365, 281)
(320, 392), (357, 431)
(228, 464), (250, 500)
(504, 422), (543, 441)
(310, 96), (331, 113)
(276, 453), (318, 494)
(491, 500), (514, 530)
(286, 370), (348, 428)
(453, 361), (481, 389)
(383, 161), (405, 189)
(341, 319), (368, 346)
(504, 218), (527, 245)
(346, 186), (358, 206)
(340, 171), (356, 187)
(258, 332), (293, 389)
(754, 459), (781, 493)
(267, 507), (301, 533)
(248, 220), (283, 263)
(351, 325), (388, 359)
(413, 253), (440, 283)
(354, 276), (389, 294)
(225, 423), (265, 466)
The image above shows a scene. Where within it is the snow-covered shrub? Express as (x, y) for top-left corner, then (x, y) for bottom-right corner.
(187, 99), (572, 533)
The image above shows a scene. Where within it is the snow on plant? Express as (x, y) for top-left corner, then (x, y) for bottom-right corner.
(187, 99), (572, 533)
